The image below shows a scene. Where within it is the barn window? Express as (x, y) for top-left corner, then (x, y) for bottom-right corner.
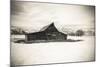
(52, 34), (56, 36)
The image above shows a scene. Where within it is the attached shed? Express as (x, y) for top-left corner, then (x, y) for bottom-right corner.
(25, 23), (67, 42)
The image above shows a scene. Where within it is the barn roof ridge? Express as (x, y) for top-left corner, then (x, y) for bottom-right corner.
(25, 22), (67, 34)
(39, 22), (55, 32)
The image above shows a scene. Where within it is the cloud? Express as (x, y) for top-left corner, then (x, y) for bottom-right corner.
(11, 1), (95, 33)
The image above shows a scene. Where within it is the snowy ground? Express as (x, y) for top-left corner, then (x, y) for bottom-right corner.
(11, 35), (95, 66)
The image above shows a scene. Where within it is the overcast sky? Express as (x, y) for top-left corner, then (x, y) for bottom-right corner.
(11, 1), (95, 33)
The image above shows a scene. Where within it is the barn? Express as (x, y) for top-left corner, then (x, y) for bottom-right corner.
(25, 23), (67, 42)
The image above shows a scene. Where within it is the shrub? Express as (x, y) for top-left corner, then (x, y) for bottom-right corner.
(76, 30), (84, 36)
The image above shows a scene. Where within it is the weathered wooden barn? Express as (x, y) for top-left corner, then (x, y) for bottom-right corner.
(25, 23), (67, 42)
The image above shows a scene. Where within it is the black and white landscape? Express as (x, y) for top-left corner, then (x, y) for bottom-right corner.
(11, 1), (95, 66)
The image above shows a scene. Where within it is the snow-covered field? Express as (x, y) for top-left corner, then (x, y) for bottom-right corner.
(11, 35), (95, 66)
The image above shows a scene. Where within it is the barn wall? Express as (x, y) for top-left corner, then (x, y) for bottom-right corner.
(25, 31), (67, 42)
(45, 32), (67, 40)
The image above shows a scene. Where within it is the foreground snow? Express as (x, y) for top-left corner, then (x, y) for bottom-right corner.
(11, 36), (95, 65)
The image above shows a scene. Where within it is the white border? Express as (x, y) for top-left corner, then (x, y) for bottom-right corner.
(0, 0), (10, 67)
